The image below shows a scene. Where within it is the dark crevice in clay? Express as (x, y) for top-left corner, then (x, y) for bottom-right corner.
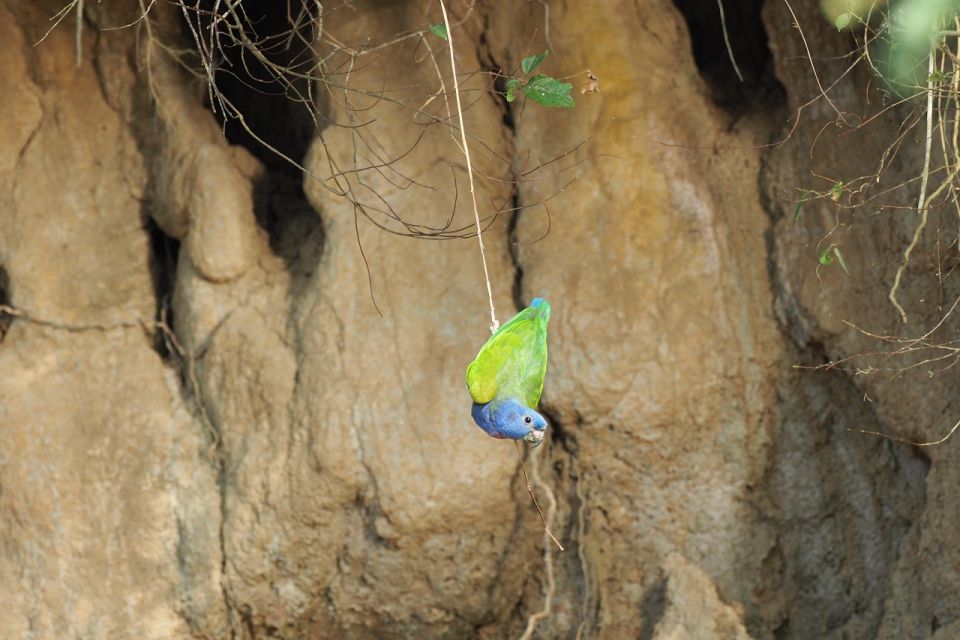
(756, 165), (827, 356)
(216, 446), (236, 639)
(189, 0), (318, 169)
(178, 5), (332, 635)
(237, 604), (257, 640)
(0, 263), (11, 341)
(178, 32), (323, 604)
(672, 0), (783, 113)
(357, 473), (396, 550)
(479, 20), (604, 640)
(144, 220), (233, 637)
(539, 404), (579, 457)
(772, 614), (790, 640)
(187, 0), (324, 288)
(476, 29), (517, 135)
(476, 27), (526, 314)
(143, 215), (181, 362)
(487, 57), (518, 132)
(637, 574), (668, 640)
(506, 187), (526, 312)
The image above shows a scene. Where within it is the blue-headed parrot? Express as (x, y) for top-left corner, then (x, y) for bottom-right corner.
(466, 298), (550, 446)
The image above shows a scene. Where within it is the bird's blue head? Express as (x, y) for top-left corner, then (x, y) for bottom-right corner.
(471, 398), (549, 446)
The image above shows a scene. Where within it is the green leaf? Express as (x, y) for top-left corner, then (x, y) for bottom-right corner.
(833, 246), (851, 275)
(522, 74), (575, 108)
(522, 50), (548, 75)
(818, 244), (835, 266)
(834, 12), (851, 30)
(793, 190), (810, 223)
(830, 180), (843, 202)
(429, 23), (448, 40)
(505, 78), (519, 103)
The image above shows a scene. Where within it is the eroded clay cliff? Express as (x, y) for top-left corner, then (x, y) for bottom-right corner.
(0, 1), (953, 638)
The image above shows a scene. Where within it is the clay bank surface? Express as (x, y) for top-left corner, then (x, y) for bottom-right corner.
(0, 1), (953, 639)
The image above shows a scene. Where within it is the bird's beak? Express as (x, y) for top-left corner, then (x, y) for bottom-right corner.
(523, 429), (546, 447)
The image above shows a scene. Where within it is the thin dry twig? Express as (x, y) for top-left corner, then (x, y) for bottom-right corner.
(804, 293), (960, 447)
(34, 0), (81, 59)
(716, 0), (743, 82)
(849, 417), (960, 447)
(782, 0), (843, 121)
(514, 441), (563, 552)
(89, 0), (584, 250)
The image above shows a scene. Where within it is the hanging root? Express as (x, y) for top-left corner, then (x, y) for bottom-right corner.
(889, 39), (936, 324)
(849, 415), (960, 447)
(517, 442), (560, 640)
(514, 441), (563, 551)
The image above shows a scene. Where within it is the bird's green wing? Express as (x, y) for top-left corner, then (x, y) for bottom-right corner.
(466, 299), (550, 407)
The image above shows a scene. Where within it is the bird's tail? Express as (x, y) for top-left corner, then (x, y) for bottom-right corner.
(530, 297), (551, 321)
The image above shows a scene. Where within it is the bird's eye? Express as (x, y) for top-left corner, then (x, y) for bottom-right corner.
(524, 416), (532, 424)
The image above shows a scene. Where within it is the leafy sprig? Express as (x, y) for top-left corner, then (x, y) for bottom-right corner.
(505, 51), (575, 109)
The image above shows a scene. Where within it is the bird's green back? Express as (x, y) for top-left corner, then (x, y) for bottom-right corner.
(466, 299), (550, 408)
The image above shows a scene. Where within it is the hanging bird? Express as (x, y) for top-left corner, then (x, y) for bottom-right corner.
(466, 298), (551, 446)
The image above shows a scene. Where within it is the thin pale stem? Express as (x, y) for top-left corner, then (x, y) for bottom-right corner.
(716, 0), (743, 82)
(849, 415), (960, 447)
(438, 0), (499, 333)
(890, 41), (937, 323)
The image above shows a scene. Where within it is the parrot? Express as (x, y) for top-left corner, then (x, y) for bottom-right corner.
(466, 298), (551, 446)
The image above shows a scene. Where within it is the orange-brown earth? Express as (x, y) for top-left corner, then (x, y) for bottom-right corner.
(0, 1), (952, 638)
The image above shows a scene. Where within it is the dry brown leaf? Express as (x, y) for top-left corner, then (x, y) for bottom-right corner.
(581, 69), (599, 94)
